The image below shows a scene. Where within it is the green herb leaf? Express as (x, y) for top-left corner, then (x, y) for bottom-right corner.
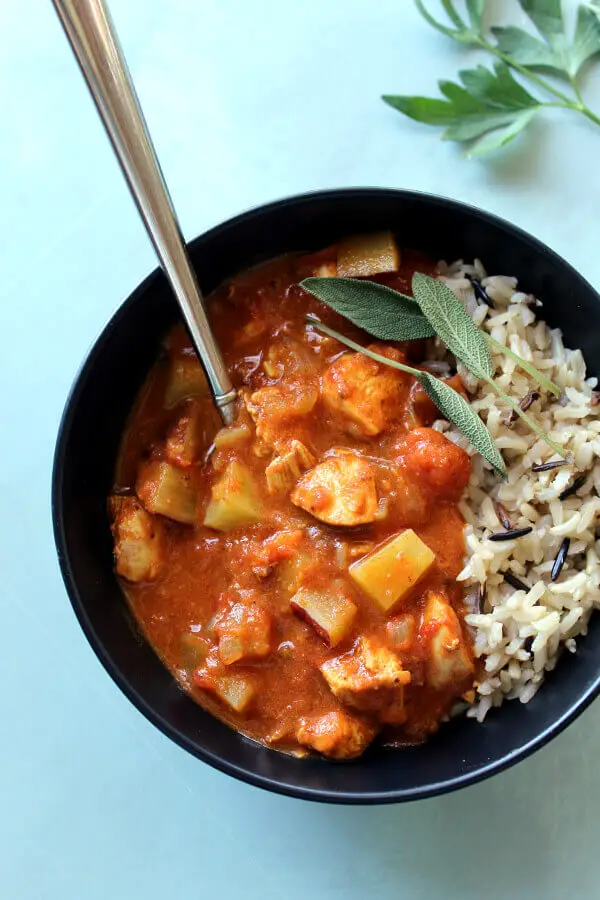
(306, 315), (507, 477)
(466, 0), (487, 30)
(570, 4), (600, 75)
(518, 0), (564, 41)
(464, 108), (538, 156)
(459, 63), (539, 109)
(416, 371), (507, 476)
(300, 277), (435, 341)
(491, 25), (564, 72)
(411, 273), (494, 378)
(385, 0), (600, 156)
(382, 95), (457, 125)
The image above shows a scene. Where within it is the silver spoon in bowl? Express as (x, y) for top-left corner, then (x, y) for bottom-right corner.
(52, 0), (237, 425)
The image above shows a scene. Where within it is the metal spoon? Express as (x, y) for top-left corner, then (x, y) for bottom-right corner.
(52, 0), (237, 424)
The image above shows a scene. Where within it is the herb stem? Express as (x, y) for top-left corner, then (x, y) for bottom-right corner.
(485, 334), (561, 396)
(306, 316), (424, 381)
(482, 376), (567, 459)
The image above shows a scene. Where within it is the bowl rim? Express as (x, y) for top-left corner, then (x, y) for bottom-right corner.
(52, 186), (600, 804)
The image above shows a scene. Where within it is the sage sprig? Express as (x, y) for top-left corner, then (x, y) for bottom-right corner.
(306, 315), (507, 477)
(301, 272), (567, 467)
(383, 0), (600, 156)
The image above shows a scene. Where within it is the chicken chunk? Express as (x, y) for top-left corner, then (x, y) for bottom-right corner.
(320, 636), (411, 724)
(109, 496), (164, 582)
(322, 350), (408, 436)
(215, 598), (272, 665)
(265, 440), (316, 494)
(291, 451), (379, 526)
(165, 402), (203, 467)
(296, 710), (377, 760)
(421, 592), (474, 690)
(246, 379), (318, 447)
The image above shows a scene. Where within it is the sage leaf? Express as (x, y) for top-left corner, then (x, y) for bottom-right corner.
(306, 315), (507, 477)
(411, 273), (494, 378)
(416, 371), (507, 476)
(300, 277), (435, 341)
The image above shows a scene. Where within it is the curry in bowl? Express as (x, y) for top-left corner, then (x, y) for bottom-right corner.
(109, 235), (475, 758)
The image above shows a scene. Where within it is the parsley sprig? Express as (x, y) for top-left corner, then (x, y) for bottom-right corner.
(383, 0), (600, 156)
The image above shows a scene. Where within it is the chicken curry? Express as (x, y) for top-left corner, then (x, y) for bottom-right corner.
(110, 233), (475, 759)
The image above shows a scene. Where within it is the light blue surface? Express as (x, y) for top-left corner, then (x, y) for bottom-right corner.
(3, 1), (600, 897)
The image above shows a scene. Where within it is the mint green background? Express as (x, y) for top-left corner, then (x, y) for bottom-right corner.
(2, 1), (600, 897)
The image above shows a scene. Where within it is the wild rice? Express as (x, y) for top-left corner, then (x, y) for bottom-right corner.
(434, 260), (600, 719)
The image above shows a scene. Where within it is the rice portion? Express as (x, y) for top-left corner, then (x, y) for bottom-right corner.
(434, 259), (600, 720)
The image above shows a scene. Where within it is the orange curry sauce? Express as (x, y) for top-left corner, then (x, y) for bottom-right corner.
(112, 244), (475, 759)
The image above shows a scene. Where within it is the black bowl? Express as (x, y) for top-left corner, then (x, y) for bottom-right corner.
(53, 188), (600, 803)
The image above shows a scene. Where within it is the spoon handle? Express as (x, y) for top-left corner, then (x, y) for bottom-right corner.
(52, 0), (237, 424)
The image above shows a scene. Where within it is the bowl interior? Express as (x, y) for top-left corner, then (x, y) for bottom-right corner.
(53, 188), (600, 802)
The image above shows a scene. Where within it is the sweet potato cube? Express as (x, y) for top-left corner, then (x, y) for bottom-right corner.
(164, 354), (208, 408)
(203, 460), (263, 531)
(336, 231), (400, 278)
(290, 584), (357, 647)
(109, 495), (164, 582)
(136, 460), (198, 524)
(349, 529), (435, 612)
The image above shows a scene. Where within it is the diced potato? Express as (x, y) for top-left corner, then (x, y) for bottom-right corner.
(296, 710), (377, 759)
(337, 231), (400, 278)
(213, 423), (252, 450)
(196, 673), (256, 713)
(291, 451), (379, 526)
(165, 403), (203, 467)
(164, 354), (208, 408)
(320, 636), (410, 723)
(109, 495), (164, 582)
(265, 440), (316, 494)
(322, 350), (408, 436)
(290, 584), (357, 647)
(203, 460), (263, 531)
(136, 460), (198, 525)
(313, 261), (337, 278)
(180, 632), (211, 669)
(277, 550), (317, 594)
(349, 529), (436, 612)
(215, 601), (272, 665)
(422, 592), (474, 690)
(386, 613), (416, 652)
